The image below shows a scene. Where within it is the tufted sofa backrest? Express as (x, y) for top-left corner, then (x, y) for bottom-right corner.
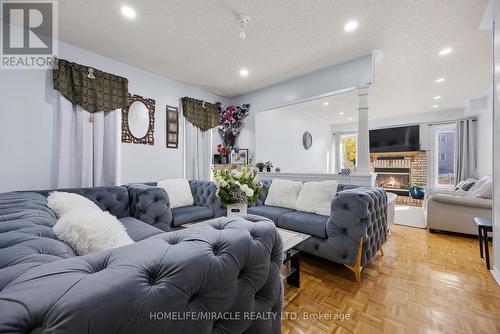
(36, 186), (131, 218)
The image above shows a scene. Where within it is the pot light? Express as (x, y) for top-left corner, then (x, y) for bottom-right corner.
(433, 96), (441, 100)
(239, 68), (249, 77)
(435, 78), (445, 83)
(121, 5), (136, 19)
(323, 102), (329, 106)
(339, 112), (345, 115)
(344, 20), (358, 32)
(438, 48), (453, 56)
(432, 105), (440, 108)
(348, 117), (353, 121)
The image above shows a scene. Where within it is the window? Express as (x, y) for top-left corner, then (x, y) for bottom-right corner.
(340, 133), (357, 168)
(434, 124), (456, 187)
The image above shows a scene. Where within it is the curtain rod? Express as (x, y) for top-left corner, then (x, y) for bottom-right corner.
(427, 117), (477, 126)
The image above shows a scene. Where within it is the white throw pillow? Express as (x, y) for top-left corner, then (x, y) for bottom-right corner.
(264, 179), (303, 209)
(157, 178), (194, 209)
(295, 181), (338, 216)
(468, 175), (492, 195)
(471, 179), (493, 199)
(53, 210), (134, 256)
(47, 191), (101, 218)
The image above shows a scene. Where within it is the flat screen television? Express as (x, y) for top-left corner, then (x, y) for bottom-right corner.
(369, 125), (420, 153)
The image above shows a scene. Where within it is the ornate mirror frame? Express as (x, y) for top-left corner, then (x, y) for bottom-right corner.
(121, 94), (155, 145)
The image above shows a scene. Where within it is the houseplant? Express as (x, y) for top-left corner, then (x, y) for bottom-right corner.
(256, 162), (265, 172)
(409, 183), (425, 199)
(265, 161), (273, 172)
(213, 165), (263, 216)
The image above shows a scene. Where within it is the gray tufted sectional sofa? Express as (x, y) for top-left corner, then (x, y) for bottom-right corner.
(247, 181), (388, 283)
(0, 187), (283, 333)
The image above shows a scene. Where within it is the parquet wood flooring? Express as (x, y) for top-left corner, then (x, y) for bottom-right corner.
(282, 225), (500, 334)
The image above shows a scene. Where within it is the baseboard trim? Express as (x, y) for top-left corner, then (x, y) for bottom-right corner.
(491, 266), (500, 286)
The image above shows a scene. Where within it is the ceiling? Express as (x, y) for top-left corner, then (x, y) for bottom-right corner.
(59, 0), (491, 122)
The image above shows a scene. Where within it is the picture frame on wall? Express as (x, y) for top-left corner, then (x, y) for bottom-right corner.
(230, 149), (248, 164)
(166, 104), (179, 148)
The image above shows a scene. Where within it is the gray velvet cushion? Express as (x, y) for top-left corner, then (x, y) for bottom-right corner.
(277, 211), (328, 238)
(247, 205), (295, 222)
(118, 216), (164, 241)
(0, 192), (75, 290)
(171, 205), (214, 226)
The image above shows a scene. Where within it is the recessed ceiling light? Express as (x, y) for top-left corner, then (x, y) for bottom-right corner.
(121, 5), (136, 19)
(348, 117), (353, 121)
(435, 78), (445, 83)
(323, 102), (329, 106)
(432, 105), (440, 108)
(239, 68), (249, 77)
(433, 96), (441, 100)
(344, 20), (358, 32)
(339, 112), (345, 115)
(438, 48), (453, 56)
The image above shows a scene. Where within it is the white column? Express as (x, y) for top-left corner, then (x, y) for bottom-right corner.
(354, 84), (372, 176)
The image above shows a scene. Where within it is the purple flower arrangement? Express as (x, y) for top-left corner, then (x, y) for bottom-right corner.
(218, 104), (250, 146)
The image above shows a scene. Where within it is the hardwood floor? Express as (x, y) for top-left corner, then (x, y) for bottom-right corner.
(282, 225), (500, 334)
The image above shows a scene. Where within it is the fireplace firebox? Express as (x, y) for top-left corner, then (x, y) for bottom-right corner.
(374, 167), (410, 196)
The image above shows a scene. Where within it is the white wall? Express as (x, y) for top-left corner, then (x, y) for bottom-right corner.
(0, 42), (226, 192)
(231, 53), (375, 159)
(255, 109), (333, 173)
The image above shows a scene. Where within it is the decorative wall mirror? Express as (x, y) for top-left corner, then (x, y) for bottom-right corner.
(122, 94), (155, 145)
(302, 131), (313, 150)
(166, 104), (179, 148)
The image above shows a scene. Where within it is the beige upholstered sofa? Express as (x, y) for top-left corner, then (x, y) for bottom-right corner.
(424, 178), (492, 235)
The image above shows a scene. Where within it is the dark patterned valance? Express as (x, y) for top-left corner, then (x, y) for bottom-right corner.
(53, 58), (129, 113)
(181, 97), (221, 131)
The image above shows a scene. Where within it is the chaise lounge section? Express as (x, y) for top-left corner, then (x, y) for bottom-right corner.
(0, 187), (283, 333)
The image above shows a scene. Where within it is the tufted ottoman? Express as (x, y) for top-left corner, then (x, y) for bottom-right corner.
(0, 190), (284, 333)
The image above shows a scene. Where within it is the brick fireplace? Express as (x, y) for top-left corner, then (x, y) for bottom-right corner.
(370, 151), (427, 206)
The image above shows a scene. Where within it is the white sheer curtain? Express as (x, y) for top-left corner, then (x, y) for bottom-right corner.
(184, 120), (212, 181)
(455, 119), (478, 183)
(52, 93), (120, 188)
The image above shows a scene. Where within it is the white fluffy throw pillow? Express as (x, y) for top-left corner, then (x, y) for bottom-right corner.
(53, 210), (134, 256)
(157, 178), (194, 209)
(295, 181), (338, 216)
(264, 179), (303, 209)
(47, 191), (101, 218)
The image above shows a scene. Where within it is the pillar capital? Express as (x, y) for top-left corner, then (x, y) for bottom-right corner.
(356, 84), (371, 96)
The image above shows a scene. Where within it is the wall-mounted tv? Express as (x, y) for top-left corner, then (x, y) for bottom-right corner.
(369, 125), (420, 153)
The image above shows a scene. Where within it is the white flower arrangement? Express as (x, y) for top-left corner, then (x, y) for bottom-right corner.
(213, 165), (262, 205)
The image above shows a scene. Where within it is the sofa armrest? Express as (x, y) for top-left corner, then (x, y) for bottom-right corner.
(328, 187), (387, 266)
(126, 184), (173, 232)
(428, 193), (492, 209)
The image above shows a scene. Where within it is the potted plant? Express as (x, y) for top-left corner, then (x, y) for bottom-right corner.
(216, 144), (230, 164)
(213, 165), (263, 216)
(256, 162), (265, 172)
(218, 104), (251, 147)
(409, 183), (425, 199)
(265, 161), (273, 172)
